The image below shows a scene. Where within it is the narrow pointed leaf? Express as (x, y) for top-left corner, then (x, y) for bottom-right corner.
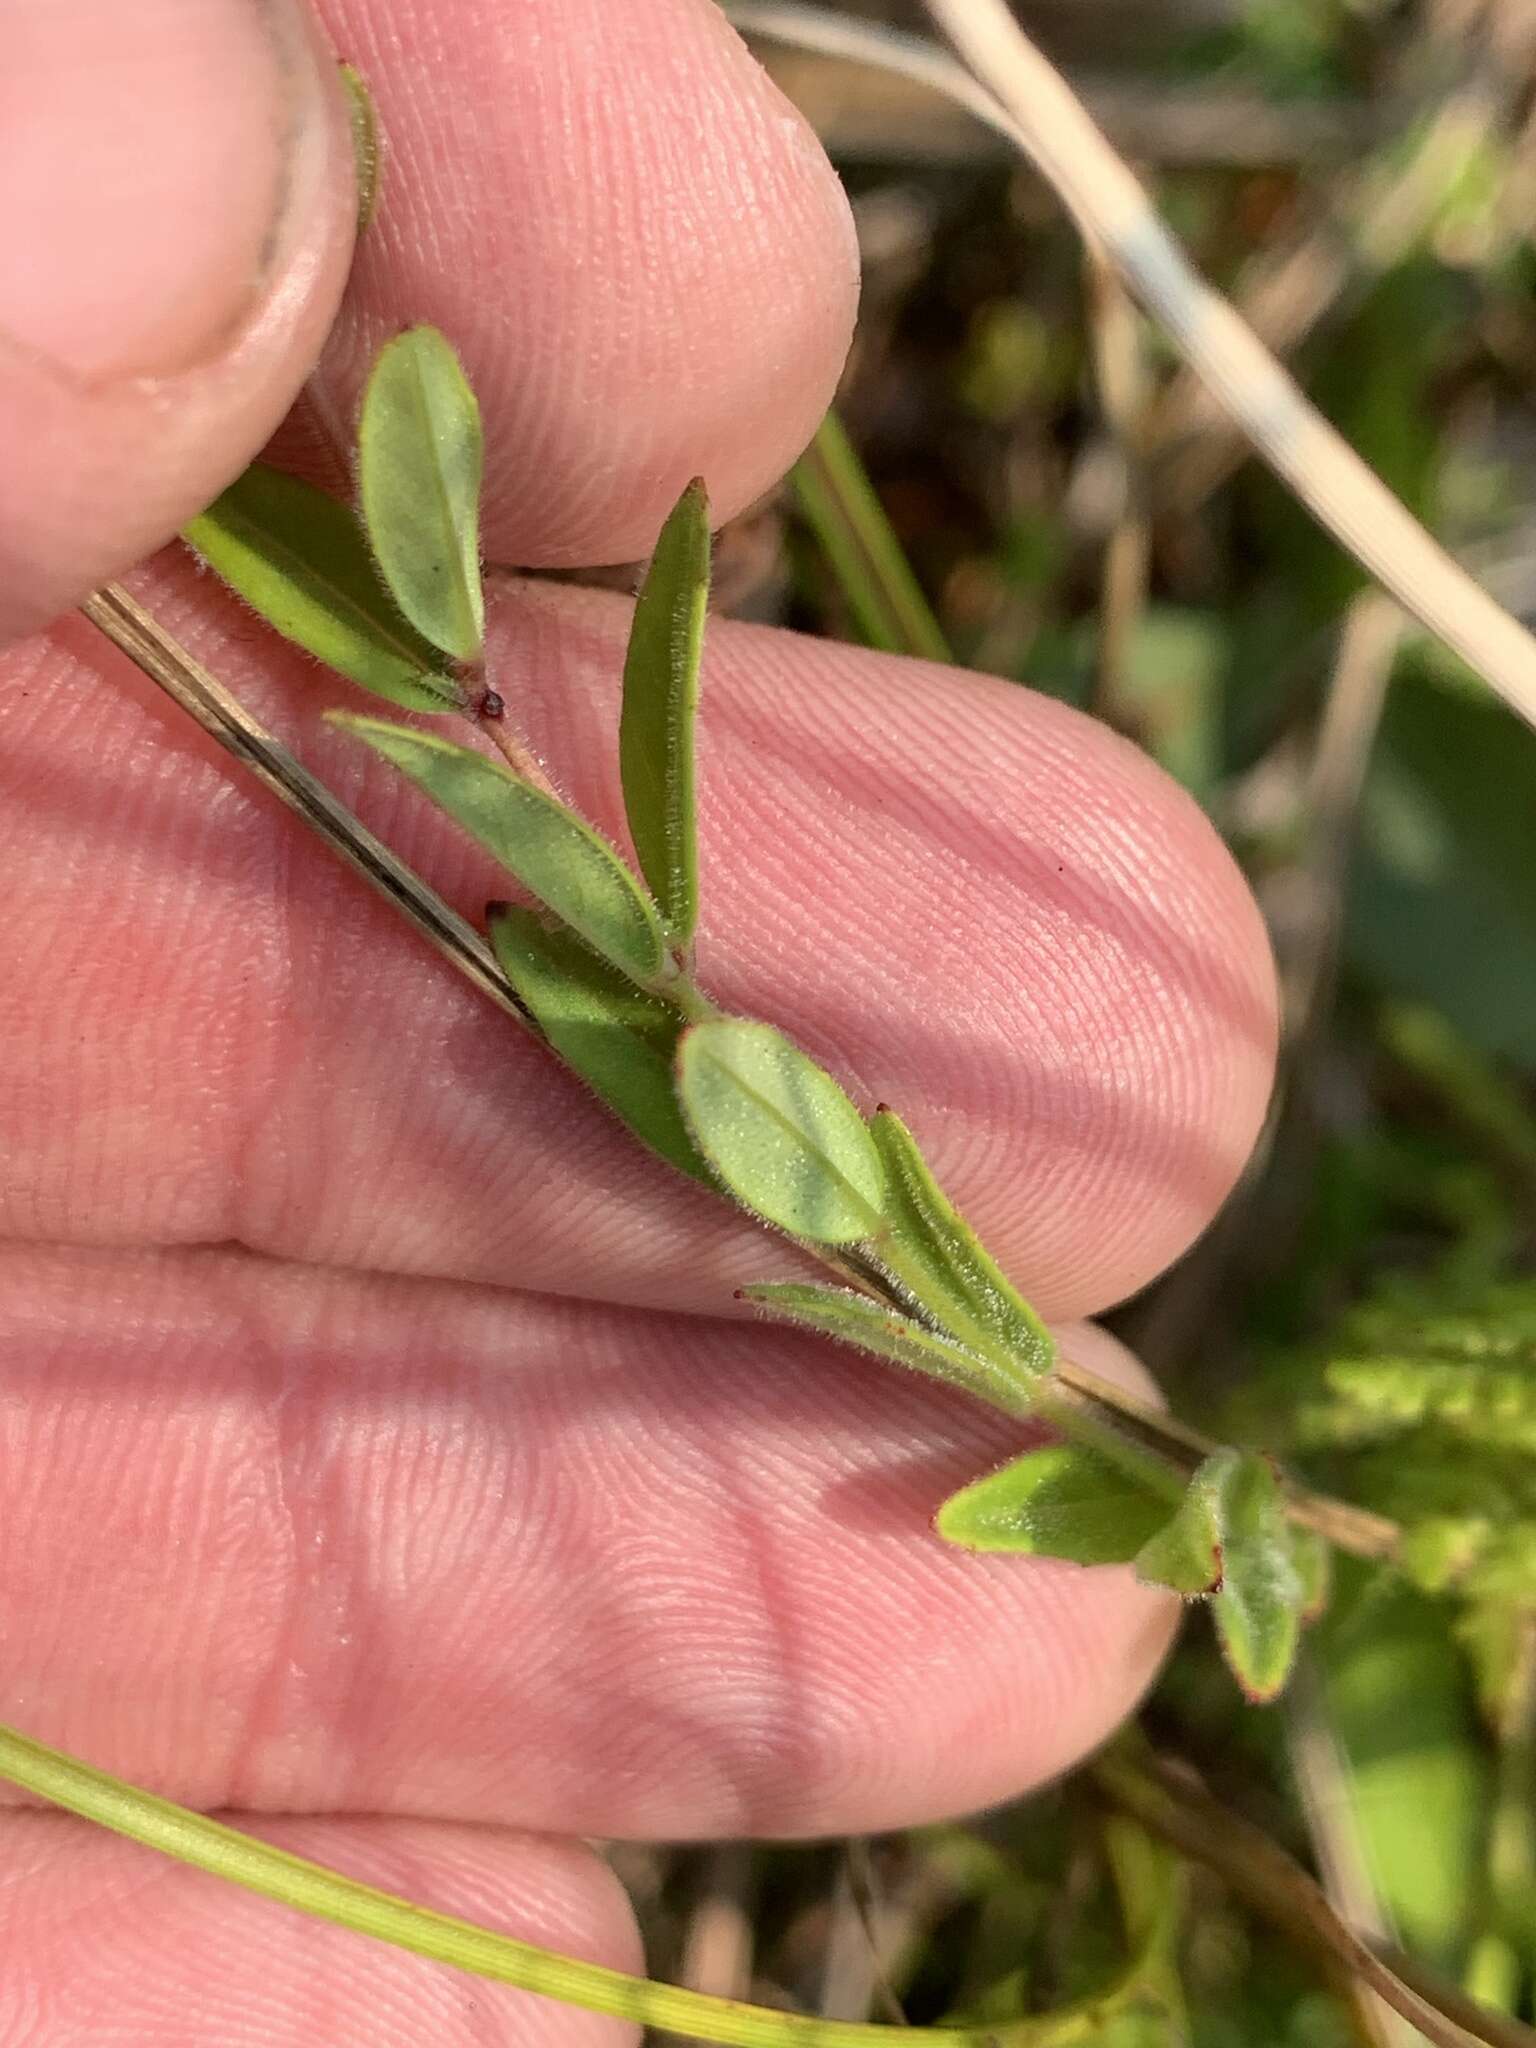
(339, 63), (381, 232)
(331, 715), (666, 983)
(488, 906), (708, 1181)
(358, 326), (485, 661)
(936, 1444), (1170, 1563)
(1209, 1453), (1305, 1703)
(676, 1018), (885, 1244)
(869, 1108), (1054, 1383)
(620, 478), (710, 943)
(742, 1283), (1035, 1413)
(183, 464), (461, 712)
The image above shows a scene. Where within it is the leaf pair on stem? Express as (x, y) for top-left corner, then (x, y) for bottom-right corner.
(184, 324), (1324, 1705)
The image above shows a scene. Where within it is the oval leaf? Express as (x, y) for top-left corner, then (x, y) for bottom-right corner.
(332, 715), (665, 984)
(619, 478), (710, 944)
(676, 1018), (886, 1244)
(183, 465), (461, 712)
(489, 905), (708, 1181)
(869, 1108), (1054, 1384)
(742, 1282), (1034, 1414)
(358, 327), (485, 662)
(1208, 1453), (1306, 1703)
(936, 1444), (1170, 1563)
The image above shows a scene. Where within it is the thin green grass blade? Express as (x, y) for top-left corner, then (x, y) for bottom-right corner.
(620, 478), (710, 944)
(358, 326), (485, 661)
(183, 465), (461, 712)
(791, 411), (951, 663)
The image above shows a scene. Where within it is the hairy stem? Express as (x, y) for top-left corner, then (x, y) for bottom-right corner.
(81, 584), (1400, 1568)
(0, 1720), (1152, 2048)
(1092, 1747), (1535, 2048)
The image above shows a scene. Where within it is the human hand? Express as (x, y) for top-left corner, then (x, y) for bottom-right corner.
(0, 0), (1278, 2038)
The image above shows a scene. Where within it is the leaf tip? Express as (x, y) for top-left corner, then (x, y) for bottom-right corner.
(1234, 1671), (1289, 1707)
(338, 61), (381, 233)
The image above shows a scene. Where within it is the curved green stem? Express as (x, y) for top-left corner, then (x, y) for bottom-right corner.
(790, 412), (952, 664)
(0, 1721), (1134, 2048)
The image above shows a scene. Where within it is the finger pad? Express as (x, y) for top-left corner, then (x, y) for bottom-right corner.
(0, 564), (1276, 1326)
(0, 1811), (639, 2045)
(310, 0), (859, 564)
(0, 1246), (1174, 1838)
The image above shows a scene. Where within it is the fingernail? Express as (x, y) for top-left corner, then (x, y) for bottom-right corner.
(0, 0), (334, 383)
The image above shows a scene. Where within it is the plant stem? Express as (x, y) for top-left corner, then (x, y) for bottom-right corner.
(470, 687), (563, 797)
(81, 585), (528, 1033)
(824, 1242), (1398, 1554)
(80, 584), (1402, 1570)
(733, 0), (1536, 736)
(0, 1720), (1151, 2048)
(790, 412), (952, 663)
(1092, 1746), (1536, 2048)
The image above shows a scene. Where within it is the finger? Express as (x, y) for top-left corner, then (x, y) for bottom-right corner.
(0, 1243), (1174, 1838)
(1, 565), (1276, 1325)
(295, 0), (859, 565)
(0, 0), (356, 644)
(0, 1810), (639, 2046)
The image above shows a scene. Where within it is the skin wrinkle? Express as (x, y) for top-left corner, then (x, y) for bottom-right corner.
(0, 554), (1275, 1326)
(0, 0), (1278, 1998)
(0, 1241), (1171, 1836)
(0, 1814), (640, 2046)
(307, 0), (857, 568)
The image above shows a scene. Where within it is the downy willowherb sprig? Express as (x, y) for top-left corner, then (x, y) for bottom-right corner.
(185, 323), (1327, 1706)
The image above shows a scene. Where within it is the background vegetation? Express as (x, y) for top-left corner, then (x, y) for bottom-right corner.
(611, 0), (1536, 2037)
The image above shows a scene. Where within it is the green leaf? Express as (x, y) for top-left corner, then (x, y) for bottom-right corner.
(1132, 1451), (1311, 1695)
(1133, 1450), (1237, 1598)
(868, 1109), (1054, 1383)
(675, 1018), (886, 1244)
(1349, 664), (1536, 1068)
(331, 715), (666, 984)
(183, 464), (461, 712)
(790, 412), (952, 663)
(488, 906), (708, 1181)
(936, 1444), (1170, 1564)
(358, 326), (485, 662)
(742, 1283), (1035, 1414)
(1208, 1454), (1305, 1703)
(619, 478), (710, 944)
(1312, 1355), (1536, 1456)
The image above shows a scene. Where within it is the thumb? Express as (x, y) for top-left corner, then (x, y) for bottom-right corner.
(0, 0), (356, 644)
